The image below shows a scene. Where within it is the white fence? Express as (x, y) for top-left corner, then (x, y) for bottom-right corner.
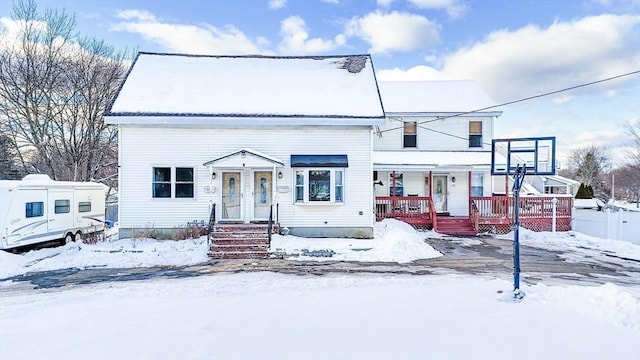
(572, 209), (640, 245)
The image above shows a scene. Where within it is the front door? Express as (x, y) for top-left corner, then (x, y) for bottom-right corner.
(221, 171), (242, 220)
(433, 175), (448, 212)
(253, 171), (272, 220)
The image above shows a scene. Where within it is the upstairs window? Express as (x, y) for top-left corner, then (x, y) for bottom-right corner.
(469, 121), (483, 148)
(403, 122), (417, 148)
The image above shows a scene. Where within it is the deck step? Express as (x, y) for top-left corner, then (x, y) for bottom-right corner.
(435, 217), (477, 236)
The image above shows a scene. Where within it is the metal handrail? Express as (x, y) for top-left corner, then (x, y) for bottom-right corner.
(267, 204), (274, 246)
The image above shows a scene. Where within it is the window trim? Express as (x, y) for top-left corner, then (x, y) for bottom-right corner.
(403, 121), (417, 148)
(152, 166), (196, 199)
(469, 121), (483, 148)
(293, 168), (345, 205)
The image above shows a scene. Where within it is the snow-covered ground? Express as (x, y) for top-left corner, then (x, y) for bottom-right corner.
(1, 219), (639, 360)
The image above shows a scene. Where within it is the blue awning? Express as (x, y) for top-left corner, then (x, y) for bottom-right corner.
(290, 155), (348, 168)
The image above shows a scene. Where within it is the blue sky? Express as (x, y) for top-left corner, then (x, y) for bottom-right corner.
(1, 0), (639, 167)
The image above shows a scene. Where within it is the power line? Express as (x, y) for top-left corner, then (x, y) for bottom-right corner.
(379, 69), (640, 137)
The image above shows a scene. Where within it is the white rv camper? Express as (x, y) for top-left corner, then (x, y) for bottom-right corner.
(0, 174), (106, 250)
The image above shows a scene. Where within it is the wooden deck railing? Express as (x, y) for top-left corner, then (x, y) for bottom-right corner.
(375, 196), (434, 225)
(470, 196), (573, 218)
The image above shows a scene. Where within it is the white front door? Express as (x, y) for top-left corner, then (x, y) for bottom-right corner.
(433, 175), (448, 212)
(221, 171), (242, 220)
(252, 170), (273, 220)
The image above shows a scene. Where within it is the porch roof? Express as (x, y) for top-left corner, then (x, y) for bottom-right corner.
(203, 148), (284, 167)
(373, 150), (506, 171)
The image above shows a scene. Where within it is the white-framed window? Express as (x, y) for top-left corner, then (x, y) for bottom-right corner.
(469, 121), (483, 148)
(403, 121), (417, 148)
(294, 169), (344, 204)
(152, 166), (195, 199)
(471, 173), (484, 196)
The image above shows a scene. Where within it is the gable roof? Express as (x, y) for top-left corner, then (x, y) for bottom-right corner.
(105, 52), (385, 125)
(378, 80), (502, 116)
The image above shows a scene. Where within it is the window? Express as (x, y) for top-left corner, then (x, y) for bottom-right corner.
(153, 167), (195, 199)
(26, 202), (44, 218)
(78, 201), (92, 213)
(153, 167), (171, 198)
(175, 167), (194, 198)
(389, 173), (403, 196)
(294, 169), (344, 204)
(469, 121), (483, 148)
(404, 122), (417, 148)
(54, 199), (70, 214)
(471, 173), (484, 197)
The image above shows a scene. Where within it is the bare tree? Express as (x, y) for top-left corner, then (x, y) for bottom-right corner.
(0, 0), (128, 189)
(624, 120), (640, 171)
(612, 165), (640, 207)
(568, 144), (611, 200)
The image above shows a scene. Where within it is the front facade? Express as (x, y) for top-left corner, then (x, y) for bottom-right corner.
(105, 52), (384, 239)
(373, 81), (503, 225)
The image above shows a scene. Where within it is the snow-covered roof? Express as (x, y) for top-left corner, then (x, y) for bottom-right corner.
(378, 80), (502, 115)
(373, 150), (504, 170)
(105, 52), (385, 125)
(203, 148), (284, 167)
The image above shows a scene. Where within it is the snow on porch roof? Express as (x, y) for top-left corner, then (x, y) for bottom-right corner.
(106, 52), (385, 122)
(373, 150), (506, 170)
(378, 80), (501, 115)
(203, 148), (284, 167)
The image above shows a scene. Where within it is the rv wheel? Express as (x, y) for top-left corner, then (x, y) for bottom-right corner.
(74, 232), (83, 242)
(63, 233), (74, 245)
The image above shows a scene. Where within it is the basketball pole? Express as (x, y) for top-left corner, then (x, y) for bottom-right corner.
(512, 164), (526, 300)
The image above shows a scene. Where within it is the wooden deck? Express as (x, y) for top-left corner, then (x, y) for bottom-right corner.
(376, 195), (573, 234)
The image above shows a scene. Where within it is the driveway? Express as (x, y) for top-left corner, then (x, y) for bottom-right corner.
(2, 235), (639, 291)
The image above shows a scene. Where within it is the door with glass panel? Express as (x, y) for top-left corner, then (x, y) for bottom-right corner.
(433, 175), (448, 212)
(221, 171), (242, 220)
(253, 171), (272, 220)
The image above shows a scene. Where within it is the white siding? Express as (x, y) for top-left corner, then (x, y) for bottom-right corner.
(373, 116), (495, 151)
(118, 126), (374, 231)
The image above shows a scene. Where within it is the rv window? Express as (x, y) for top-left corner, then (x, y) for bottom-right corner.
(26, 202), (44, 218)
(78, 201), (92, 213)
(55, 199), (71, 214)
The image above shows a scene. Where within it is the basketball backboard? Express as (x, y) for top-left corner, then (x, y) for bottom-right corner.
(491, 137), (556, 176)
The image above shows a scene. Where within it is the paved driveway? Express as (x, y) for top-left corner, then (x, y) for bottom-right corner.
(2, 235), (639, 291)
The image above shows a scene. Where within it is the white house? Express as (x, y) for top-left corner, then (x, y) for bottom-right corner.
(372, 81), (503, 224)
(104, 52), (384, 239)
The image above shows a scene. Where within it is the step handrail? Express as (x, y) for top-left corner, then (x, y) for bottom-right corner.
(267, 204), (274, 246)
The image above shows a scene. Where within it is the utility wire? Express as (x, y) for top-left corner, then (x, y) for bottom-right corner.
(379, 69), (640, 139)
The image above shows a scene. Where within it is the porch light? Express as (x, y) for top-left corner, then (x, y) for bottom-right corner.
(211, 172), (216, 180)
(451, 177), (456, 183)
(278, 171), (283, 179)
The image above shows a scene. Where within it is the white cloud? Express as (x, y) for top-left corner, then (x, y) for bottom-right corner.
(321, 0), (340, 4)
(268, 0), (287, 10)
(111, 10), (266, 55)
(408, 0), (468, 19)
(345, 11), (440, 54)
(438, 14), (640, 102)
(115, 9), (157, 22)
(277, 16), (342, 54)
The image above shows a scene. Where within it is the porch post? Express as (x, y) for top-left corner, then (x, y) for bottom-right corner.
(272, 165), (277, 204)
(428, 171), (432, 198)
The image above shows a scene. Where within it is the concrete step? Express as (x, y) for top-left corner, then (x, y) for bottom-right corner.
(211, 244), (270, 252)
(209, 251), (272, 259)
